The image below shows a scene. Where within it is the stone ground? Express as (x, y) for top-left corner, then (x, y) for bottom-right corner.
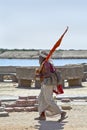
(0, 81), (87, 130)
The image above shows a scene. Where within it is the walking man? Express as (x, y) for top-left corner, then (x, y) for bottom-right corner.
(35, 50), (67, 122)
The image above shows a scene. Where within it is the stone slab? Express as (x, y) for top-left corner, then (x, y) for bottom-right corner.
(0, 111), (9, 117)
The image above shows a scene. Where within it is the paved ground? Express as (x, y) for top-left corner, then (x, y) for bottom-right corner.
(0, 82), (87, 130)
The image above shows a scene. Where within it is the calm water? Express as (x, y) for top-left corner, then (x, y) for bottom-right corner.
(0, 58), (87, 66)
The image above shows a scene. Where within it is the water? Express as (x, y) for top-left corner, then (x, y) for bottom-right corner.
(0, 58), (87, 66)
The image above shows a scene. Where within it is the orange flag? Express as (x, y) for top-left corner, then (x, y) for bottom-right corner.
(39, 26), (69, 72)
(45, 26), (69, 61)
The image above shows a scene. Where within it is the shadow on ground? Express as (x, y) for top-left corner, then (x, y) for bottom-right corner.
(35, 120), (68, 130)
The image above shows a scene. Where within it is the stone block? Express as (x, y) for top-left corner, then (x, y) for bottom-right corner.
(0, 111), (9, 117)
(61, 98), (71, 102)
(19, 96), (29, 100)
(5, 107), (14, 112)
(16, 99), (37, 107)
(57, 65), (84, 87)
(25, 106), (38, 112)
(14, 107), (25, 112)
(61, 105), (72, 110)
(28, 96), (37, 99)
(18, 79), (31, 87)
(5, 103), (17, 107)
(16, 99), (29, 107)
(0, 107), (5, 112)
(19, 96), (37, 100)
(68, 78), (82, 86)
(16, 67), (35, 80)
(27, 99), (37, 105)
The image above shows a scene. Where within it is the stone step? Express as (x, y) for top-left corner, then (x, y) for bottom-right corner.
(5, 107), (14, 112)
(5, 99), (37, 108)
(14, 107), (25, 112)
(0, 100), (1, 106)
(61, 98), (71, 102)
(5, 106), (38, 112)
(0, 107), (5, 112)
(19, 96), (37, 100)
(16, 99), (37, 107)
(25, 106), (38, 112)
(0, 111), (9, 117)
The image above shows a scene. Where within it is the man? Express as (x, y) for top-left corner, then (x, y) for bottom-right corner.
(35, 50), (67, 122)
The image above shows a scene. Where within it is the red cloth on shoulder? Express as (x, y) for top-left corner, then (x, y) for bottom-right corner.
(53, 84), (64, 94)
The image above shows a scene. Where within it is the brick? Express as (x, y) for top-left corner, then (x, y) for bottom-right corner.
(28, 96), (37, 99)
(25, 107), (33, 112)
(19, 96), (28, 100)
(19, 96), (37, 100)
(16, 104), (28, 107)
(32, 106), (38, 111)
(16, 99), (28, 104)
(27, 99), (37, 106)
(5, 103), (17, 107)
(14, 107), (25, 112)
(25, 106), (38, 112)
(5, 107), (14, 112)
(61, 98), (71, 102)
(16, 99), (37, 107)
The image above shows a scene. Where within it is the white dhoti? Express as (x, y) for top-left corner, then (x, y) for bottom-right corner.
(38, 83), (62, 117)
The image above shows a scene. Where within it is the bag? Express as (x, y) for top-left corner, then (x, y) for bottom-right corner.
(49, 62), (62, 83)
(53, 84), (64, 94)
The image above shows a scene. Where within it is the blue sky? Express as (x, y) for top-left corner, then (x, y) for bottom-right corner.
(0, 0), (87, 50)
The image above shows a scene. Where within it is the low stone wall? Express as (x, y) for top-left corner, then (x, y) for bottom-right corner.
(16, 65), (84, 87)
(0, 65), (85, 86)
(0, 66), (17, 82)
(57, 65), (84, 86)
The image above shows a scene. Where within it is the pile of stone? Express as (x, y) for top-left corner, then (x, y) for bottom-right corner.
(0, 97), (73, 117)
(1, 96), (38, 113)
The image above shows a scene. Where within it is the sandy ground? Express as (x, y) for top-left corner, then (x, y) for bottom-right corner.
(0, 106), (87, 130)
(0, 82), (87, 130)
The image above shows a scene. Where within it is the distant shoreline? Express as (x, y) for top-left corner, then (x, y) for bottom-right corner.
(0, 50), (87, 59)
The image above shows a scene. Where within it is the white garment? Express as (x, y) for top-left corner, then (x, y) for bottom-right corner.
(38, 83), (62, 117)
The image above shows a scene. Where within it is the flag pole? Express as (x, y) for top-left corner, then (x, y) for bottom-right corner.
(39, 26), (69, 72)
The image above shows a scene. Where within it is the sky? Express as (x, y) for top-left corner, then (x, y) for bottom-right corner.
(0, 0), (87, 50)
